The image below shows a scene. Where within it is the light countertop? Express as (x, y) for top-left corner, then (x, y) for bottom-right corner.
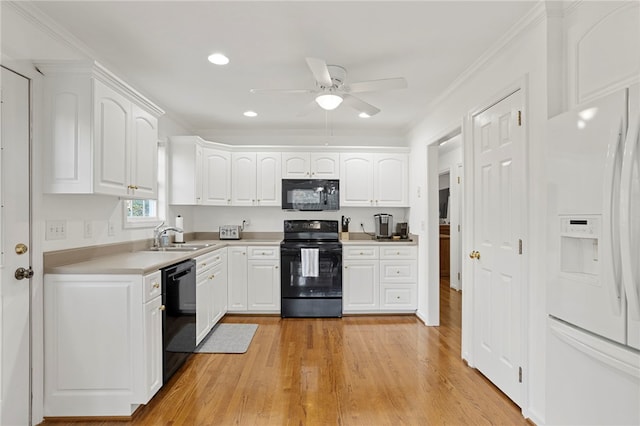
(45, 234), (417, 275)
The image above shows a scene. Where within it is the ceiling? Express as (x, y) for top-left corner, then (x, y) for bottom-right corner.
(28, 1), (537, 136)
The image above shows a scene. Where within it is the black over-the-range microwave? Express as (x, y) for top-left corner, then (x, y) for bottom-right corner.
(281, 179), (339, 211)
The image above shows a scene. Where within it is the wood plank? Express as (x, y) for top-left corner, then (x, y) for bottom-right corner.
(43, 280), (529, 425)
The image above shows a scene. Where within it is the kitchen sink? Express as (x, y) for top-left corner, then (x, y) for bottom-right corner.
(146, 243), (215, 252)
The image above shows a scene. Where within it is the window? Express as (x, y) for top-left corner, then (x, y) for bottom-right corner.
(123, 142), (166, 228)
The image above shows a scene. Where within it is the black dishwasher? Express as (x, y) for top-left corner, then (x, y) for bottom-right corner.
(161, 259), (196, 383)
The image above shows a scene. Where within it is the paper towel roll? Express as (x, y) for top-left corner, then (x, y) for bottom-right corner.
(175, 215), (184, 243)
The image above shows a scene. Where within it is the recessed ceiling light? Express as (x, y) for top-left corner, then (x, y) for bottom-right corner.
(208, 53), (229, 65)
(359, 112), (371, 118)
(244, 111), (258, 117)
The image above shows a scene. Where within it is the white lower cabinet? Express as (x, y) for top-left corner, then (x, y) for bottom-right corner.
(343, 259), (380, 311)
(44, 270), (163, 417)
(196, 248), (227, 344)
(228, 245), (280, 313)
(343, 245), (417, 313)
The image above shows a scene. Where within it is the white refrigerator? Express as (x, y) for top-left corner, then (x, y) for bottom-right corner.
(546, 84), (640, 425)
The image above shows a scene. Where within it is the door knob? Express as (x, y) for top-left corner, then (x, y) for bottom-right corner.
(469, 250), (481, 260)
(15, 267), (34, 280)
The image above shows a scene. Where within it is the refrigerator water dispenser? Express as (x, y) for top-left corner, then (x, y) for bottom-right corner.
(559, 216), (600, 281)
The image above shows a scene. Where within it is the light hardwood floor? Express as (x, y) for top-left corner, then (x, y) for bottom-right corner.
(44, 281), (529, 425)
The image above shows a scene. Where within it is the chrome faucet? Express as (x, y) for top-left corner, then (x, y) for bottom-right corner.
(153, 222), (184, 248)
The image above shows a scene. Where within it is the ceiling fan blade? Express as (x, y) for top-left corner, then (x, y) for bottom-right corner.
(348, 77), (407, 93)
(305, 57), (333, 87)
(342, 94), (381, 116)
(249, 88), (315, 94)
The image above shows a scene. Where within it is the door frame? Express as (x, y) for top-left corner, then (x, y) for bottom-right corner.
(461, 75), (531, 412)
(2, 57), (45, 425)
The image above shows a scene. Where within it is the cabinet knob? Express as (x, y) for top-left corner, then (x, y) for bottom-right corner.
(397, 252), (400, 255)
(275, 266), (279, 269)
(396, 270), (400, 274)
(209, 274), (215, 280)
(159, 305), (166, 311)
(202, 262), (207, 267)
(344, 266), (348, 269)
(153, 282), (160, 289)
(360, 252), (364, 255)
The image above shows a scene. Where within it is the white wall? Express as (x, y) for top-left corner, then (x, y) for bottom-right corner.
(406, 4), (547, 423)
(190, 206), (408, 235)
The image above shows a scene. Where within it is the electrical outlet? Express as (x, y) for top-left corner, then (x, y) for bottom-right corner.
(84, 221), (93, 239)
(45, 220), (67, 240)
(107, 221), (116, 236)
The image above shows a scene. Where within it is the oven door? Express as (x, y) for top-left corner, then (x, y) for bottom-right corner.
(280, 242), (342, 298)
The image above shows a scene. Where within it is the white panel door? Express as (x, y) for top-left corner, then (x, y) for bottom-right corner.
(232, 152), (257, 206)
(471, 89), (524, 406)
(0, 66), (31, 426)
(202, 148), (231, 205)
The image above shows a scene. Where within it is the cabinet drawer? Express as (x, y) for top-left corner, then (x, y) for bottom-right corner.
(343, 246), (379, 260)
(143, 271), (162, 302)
(196, 249), (225, 271)
(380, 260), (417, 282)
(247, 246), (279, 260)
(379, 246), (417, 260)
(380, 284), (417, 310)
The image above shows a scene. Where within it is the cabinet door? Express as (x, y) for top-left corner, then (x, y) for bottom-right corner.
(256, 153), (281, 206)
(94, 80), (130, 196)
(343, 260), (379, 311)
(340, 153), (374, 206)
(142, 296), (162, 403)
(232, 152), (257, 205)
(196, 272), (212, 344)
(211, 260), (228, 326)
(202, 148), (231, 205)
(282, 152), (310, 178)
(310, 153), (339, 178)
(169, 139), (202, 205)
(130, 104), (158, 199)
(374, 153), (408, 207)
(227, 246), (248, 311)
(44, 274), (142, 415)
(247, 260), (280, 312)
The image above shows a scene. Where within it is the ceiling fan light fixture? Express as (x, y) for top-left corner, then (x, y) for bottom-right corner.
(359, 112), (371, 118)
(315, 93), (343, 110)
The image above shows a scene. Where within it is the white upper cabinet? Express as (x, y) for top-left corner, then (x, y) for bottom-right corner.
(232, 152), (281, 206)
(341, 153), (409, 207)
(564, 2), (640, 106)
(202, 147), (232, 205)
(232, 153), (257, 206)
(282, 152), (339, 179)
(40, 62), (163, 198)
(169, 137), (203, 205)
(374, 153), (409, 207)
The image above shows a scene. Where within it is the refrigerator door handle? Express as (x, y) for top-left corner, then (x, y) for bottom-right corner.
(603, 118), (625, 314)
(619, 113), (640, 321)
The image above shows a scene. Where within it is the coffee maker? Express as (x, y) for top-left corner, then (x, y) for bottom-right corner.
(396, 222), (409, 239)
(374, 213), (393, 239)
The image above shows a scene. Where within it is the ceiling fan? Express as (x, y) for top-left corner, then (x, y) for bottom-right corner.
(250, 57), (407, 117)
